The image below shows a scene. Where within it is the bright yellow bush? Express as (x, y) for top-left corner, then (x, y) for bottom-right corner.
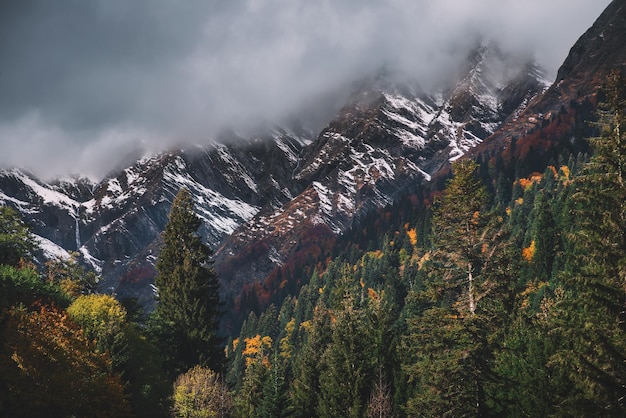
(172, 365), (232, 418)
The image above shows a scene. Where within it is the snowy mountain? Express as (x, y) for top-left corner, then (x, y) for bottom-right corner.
(0, 41), (549, 312)
(1, 125), (311, 308)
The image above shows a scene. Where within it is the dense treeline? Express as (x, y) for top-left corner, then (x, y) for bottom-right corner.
(225, 72), (626, 417)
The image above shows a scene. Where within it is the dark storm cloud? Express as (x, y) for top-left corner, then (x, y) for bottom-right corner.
(0, 0), (612, 179)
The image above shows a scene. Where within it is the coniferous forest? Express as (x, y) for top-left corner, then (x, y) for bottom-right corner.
(1, 74), (625, 417)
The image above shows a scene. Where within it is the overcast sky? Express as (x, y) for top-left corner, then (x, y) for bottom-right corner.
(0, 0), (613, 179)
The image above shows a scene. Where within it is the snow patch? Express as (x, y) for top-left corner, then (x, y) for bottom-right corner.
(13, 170), (80, 214)
(80, 247), (103, 274)
(35, 235), (71, 261)
(215, 145), (259, 193)
(163, 160), (259, 236)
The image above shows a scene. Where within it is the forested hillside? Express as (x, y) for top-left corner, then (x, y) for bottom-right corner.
(224, 71), (626, 417)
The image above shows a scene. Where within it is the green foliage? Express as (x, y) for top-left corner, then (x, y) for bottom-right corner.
(0, 264), (69, 311)
(0, 209), (170, 416)
(289, 304), (332, 417)
(317, 292), (373, 418)
(546, 70), (626, 415)
(68, 294), (171, 417)
(154, 188), (223, 374)
(0, 206), (35, 267)
(226, 149), (599, 417)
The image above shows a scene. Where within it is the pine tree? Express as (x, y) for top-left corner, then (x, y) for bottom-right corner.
(154, 188), (223, 374)
(548, 70), (626, 415)
(530, 192), (557, 282)
(430, 159), (488, 317)
(403, 160), (514, 416)
(290, 304), (331, 417)
(317, 291), (373, 418)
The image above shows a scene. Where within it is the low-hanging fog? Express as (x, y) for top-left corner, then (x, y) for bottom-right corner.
(0, 0), (612, 179)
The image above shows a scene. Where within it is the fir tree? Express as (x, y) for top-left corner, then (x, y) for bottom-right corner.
(317, 290), (373, 418)
(403, 160), (514, 416)
(154, 188), (223, 374)
(548, 70), (626, 415)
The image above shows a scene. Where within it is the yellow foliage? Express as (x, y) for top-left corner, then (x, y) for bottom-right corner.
(59, 278), (82, 300)
(366, 250), (384, 259)
(417, 252), (430, 270)
(505, 207), (512, 216)
(242, 335), (261, 357)
(232, 338), (239, 351)
(368, 288), (378, 301)
(515, 198), (524, 205)
(560, 165), (571, 179)
(243, 335), (273, 368)
(548, 165), (558, 178)
(518, 172), (543, 190)
(1, 306), (130, 416)
(284, 318), (295, 334)
(261, 335), (272, 347)
(407, 228), (418, 246)
(67, 294), (126, 344)
(522, 240), (536, 262)
(172, 365), (232, 418)
(280, 319), (296, 359)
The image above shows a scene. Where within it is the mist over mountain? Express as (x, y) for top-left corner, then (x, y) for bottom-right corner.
(0, 0), (610, 179)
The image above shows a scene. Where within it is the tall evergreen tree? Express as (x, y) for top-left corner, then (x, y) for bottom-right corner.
(403, 160), (514, 416)
(154, 188), (223, 374)
(317, 290), (373, 418)
(548, 70), (626, 415)
(289, 304), (331, 417)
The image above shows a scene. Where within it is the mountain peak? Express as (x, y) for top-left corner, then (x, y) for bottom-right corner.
(556, 0), (626, 84)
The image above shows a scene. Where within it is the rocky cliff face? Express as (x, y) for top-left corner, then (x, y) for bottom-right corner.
(0, 41), (549, 313)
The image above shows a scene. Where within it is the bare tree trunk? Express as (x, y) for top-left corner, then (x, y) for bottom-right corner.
(468, 262), (475, 315)
(367, 369), (393, 418)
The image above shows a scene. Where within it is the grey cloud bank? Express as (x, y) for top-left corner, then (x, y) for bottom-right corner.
(0, 0), (612, 179)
